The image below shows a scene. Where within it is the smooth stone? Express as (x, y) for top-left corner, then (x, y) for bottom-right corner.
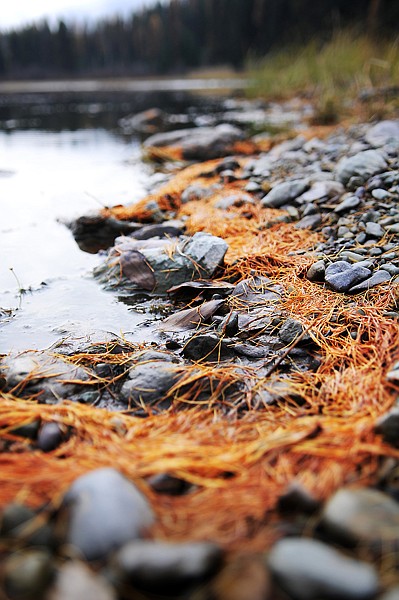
(47, 561), (116, 600)
(268, 537), (379, 600)
(341, 251), (368, 263)
(298, 180), (344, 202)
(348, 269), (391, 293)
(375, 407), (399, 446)
(335, 150), (387, 186)
(334, 195), (361, 213)
(63, 467), (154, 561)
(261, 179), (309, 208)
(321, 487), (399, 552)
(295, 213), (321, 230)
(325, 263), (371, 293)
(365, 221), (385, 238)
(4, 550), (54, 600)
(120, 360), (181, 407)
(325, 260), (351, 276)
(279, 319), (311, 345)
(1, 351), (89, 403)
(372, 188), (392, 201)
(306, 260), (325, 282)
(37, 422), (64, 452)
(365, 120), (399, 148)
(113, 540), (222, 594)
(379, 263), (399, 276)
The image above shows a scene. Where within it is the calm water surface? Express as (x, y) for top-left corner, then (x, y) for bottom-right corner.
(0, 86), (235, 352)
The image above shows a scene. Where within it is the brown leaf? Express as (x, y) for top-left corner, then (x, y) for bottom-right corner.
(120, 250), (156, 291)
(159, 299), (224, 332)
(167, 279), (234, 300)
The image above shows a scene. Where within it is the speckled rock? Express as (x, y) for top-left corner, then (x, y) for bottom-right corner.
(321, 487), (399, 552)
(335, 150), (388, 186)
(62, 468), (154, 561)
(268, 537), (379, 600)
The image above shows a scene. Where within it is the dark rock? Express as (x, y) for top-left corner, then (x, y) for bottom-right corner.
(147, 473), (192, 496)
(375, 408), (399, 446)
(1, 503), (55, 547)
(231, 276), (283, 305)
(335, 150), (387, 186)
(37, 422), (64, 452)
(144, 124), (244, 161)
(183, 334), (234, 362)
(131, 223), (184, 240)
(268, 537), (379, 600)
(159, 299), (224, 332)
(219, 311), (239, 336)
(321, 487), (399, 553)
(47, 561), (116, 600)
(295, 213), (322, 230)
(233, 343), (269, 359)
(261, 179), (310, 208)
(62, 467), (154, 561)
(4, 549), (55, 600)
(120, 360), (181, 407)
(69, 214), (141, 253)
(325, 261), (371, 293)
(1, 351), (90, 404)
(279, 319), (311, 345)
(10, 420), (41, 440)
(307, 260), (325, 282)
(277, 481), (321, 514)
(112, 540), (222, 594)
(348, 269), (391, 294)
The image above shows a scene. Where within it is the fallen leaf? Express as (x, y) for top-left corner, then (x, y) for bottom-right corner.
(120, 250), (156, 291)
(159, 299), (224, 331)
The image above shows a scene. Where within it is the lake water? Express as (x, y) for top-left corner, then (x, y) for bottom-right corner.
(0, 84), (243, 353)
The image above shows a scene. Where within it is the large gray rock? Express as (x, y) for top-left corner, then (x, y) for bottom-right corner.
(348, 269), (391, 294)
(1, 351), (89, 403)
(261, 179), (309, 208)
(120, 359), (181, 407)
(93, 232), (228, 295)
(365, 120), (399, 148)
(325, 261), (371, 293)
(113, 540), (222, 594)
(335, 150), (387, 186)
(63, 468), (154, 561)
(268, 537), (379, 600)
(321, 487), (399, 552)
(144, 124), (244, 160)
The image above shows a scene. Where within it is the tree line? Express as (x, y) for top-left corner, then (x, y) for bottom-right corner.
(0, 0), (397, 79)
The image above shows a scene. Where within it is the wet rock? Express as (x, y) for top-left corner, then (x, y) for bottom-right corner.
(94, 232), (228, 295)
(348, 269), (391, 294)
(231, 276), (283, 305)
(261, 179), (309, 208)
(120, 360), (181, 407)
(307, 260), (325, 282)
(69, 214), (142, 253)
(324, 261), (371, 293)
(321, 487), (399, 552)
(62, 467), (154, 561)
(144, 124), (244, 161)
(37, 422), (64, 452)
(1, 351), (90, 404)
(112, 540), (222, 594)
(365, 120), (399, 148)
(48, 561), (116, 600)
(159, 299), (224, 332)
(4, 549), (54, 600)
(268, 537), (379, 600)
(335, 150), (387, 186)
(375, 407), (399, 446)
(183, 333), (234, 362)
(207, 555), (271, 600)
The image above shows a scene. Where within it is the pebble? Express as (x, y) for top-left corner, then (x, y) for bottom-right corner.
(325, 262), (371, 293)
(306, 260), (325, 282)
(365, 120), (399, 148)
(321, 487), (399, 553)
(62, 467), (154, 561)
(335, 150), (387, 186)
(112, 540), (222, 594)
(183, 333), (234, 362)
(37, 422), (64, 452)
(334, 195), (361, 214)
(295, 213), (322, 230)
(279, 319), (311, 345)
(348, 269), (391, 294)
(120, 360), (181, 408)
(268, 537), (379, 600)
(261, 179), (309, 208)
(365, 221), (385, 238)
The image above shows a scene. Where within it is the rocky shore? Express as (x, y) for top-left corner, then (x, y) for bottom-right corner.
(1, 106), (399, 599)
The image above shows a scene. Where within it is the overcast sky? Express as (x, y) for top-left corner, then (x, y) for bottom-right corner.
(1, 0), (160, 30)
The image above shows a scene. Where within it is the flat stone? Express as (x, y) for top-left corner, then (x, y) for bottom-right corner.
(307, 260), (325, 282)
(325, 262), (371, 293)
(365, 221), (385, 238)
(268, 537), (378, 600)
(298, 180), (344, 202)
(334, 195), (361, 214)
(1, 351), (89, 404)
(261, 179), (309, 208)
(113, 540), (222, 594)
(47, 561), (116, 600)
(372, 188), (392, 201)
(321, 487), (399, 552)
(120, 360), (181, 407)
(348, 269), (391, 294)
(63, 467), (154, 561)
(295, 213), (321, 230)
(335, 150), (387, 186)
(365, 120), (399, 148)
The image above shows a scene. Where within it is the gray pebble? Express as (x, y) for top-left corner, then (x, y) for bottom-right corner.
(334, 195), (361, 214)
(261, 179), (309, 208)
(120, 360), (181, 407)
(37, 422), (64, 452)
(365, 222), (385, 238)
(268, 537), (379, 600)
(325, 262), (371, 293)
(348, 269), (391, 293)
(279, 319), (311, 345)
(335, 150), (387, 186)
(307, 260), (325, 282)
